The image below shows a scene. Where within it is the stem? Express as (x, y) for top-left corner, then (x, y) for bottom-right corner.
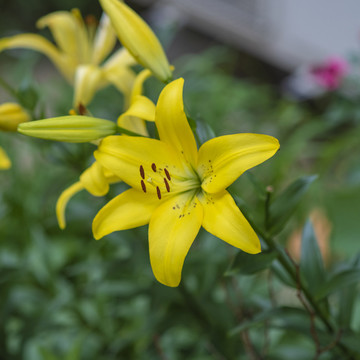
(116, 126), (146, 137)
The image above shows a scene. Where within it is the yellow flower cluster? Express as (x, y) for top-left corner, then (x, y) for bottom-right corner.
(4, 0), (280, 286)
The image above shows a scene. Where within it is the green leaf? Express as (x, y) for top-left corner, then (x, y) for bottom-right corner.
(271, 259), (296, 288)
(228, 306), (307, 337)
(225, 250), (278, 276)
(39, 348), (59, 360)
(300, 220), (326, 294)
(194, 117), (215, 145)
(65, 337), (83, 360)
(338, 256), (360, 327)
(315, 268), (360, 300)
(17, 85), (39, 111)
(341, 331), (360, 354)
(268, 175), (317, 235)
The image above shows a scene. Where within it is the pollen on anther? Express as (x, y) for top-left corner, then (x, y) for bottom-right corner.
(141, 180), (146, 193)
(139, 165), (145, 179)
(151, 163), (157, 172)
(164, 168), (171, 181)
(156, 186), (161, 199)
(164, 178), (170, 192)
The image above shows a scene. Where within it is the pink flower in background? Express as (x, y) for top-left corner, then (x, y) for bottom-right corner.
(310, 57), (349, 90)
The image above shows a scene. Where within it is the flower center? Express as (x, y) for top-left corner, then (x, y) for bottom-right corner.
(138, 162), (200, 200)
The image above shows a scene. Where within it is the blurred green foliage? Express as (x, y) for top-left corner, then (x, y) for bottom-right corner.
(1, 27), (360, 360)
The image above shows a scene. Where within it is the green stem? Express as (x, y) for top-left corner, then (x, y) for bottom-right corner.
(116, 126), (146, 137)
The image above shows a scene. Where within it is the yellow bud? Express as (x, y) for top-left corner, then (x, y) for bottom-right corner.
(99, 0), (172, 83)
(18, 116), (117, 143)
(0, 103), (30, 132)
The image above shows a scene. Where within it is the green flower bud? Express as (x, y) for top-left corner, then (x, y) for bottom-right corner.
(18, 116), (117, 143)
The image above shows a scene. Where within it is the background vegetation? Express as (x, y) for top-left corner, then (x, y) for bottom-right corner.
(1, 1), (360, 359)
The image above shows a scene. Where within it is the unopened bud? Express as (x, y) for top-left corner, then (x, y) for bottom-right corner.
(18, 116), (117, 143)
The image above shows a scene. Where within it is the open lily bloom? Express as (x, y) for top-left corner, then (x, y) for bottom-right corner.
(0, 146), (11, 170)
(93, 78), (280, 287)
(56, 70), (156, 228)
(0, 10), (136, 107)
(99, 0), (172, 83)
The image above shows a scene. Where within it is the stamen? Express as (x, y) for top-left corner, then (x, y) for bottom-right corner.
(156, 186), (161, 200)
(164, 178), (170, 192)
(164, 168), (171, 181)
(78, 103), (86, 115)
(141, 180), (146, 193)
(151, 163), (157, 172)
(139, 165), (145, 179)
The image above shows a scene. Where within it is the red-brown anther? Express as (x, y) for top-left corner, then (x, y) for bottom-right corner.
(139, 165), (145, 179)
(151, 163), (157, 172)
(141, 180), (146, 193)
(156, 186), (161, 200)
(78, 103), (87, 115)
(164, 168), (171, 181)
(164, 178), (170, 192)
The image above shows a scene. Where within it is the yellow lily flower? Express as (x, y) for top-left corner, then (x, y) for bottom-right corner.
(0, 146), (11, 170)
(92, 78), (280, 287)
(56, 161), (120, 229)
(0, 103), (30, 132)
(56, 70), (156, 228)
(0, 10), (136, 107)
(99, 0), (172, 83)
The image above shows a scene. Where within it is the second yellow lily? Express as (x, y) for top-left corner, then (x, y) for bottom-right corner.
(0, 10), (136, 108)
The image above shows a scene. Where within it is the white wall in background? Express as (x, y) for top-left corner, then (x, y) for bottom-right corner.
(161, 0), (360, 69)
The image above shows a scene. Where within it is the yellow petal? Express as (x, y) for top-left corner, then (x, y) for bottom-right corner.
(117, 95), (155, 136)
(102, 48), (137, 99)
(56, 181), (84, 229)
(156, 78), (198, 167)
(129, 69), (152, 102)
(0, 103), (30, 132)
(149, 192), (203, 287)
(37, 11), (80, 61)
(91, 13), (117, 65)
(0, 146), (11, 170)
(69, 8), (92, 63)
(73, 64), (105, 107)
(199, 190), (261, 254)
(198, 134), (280, 193)
(92, 188), (159, 239)
(0, 34), (75, 81)
(99, 0), (172, 82)
(95, 135), (191, 197)
(18, 116), (117, 143)
(79, 162), (110, 196)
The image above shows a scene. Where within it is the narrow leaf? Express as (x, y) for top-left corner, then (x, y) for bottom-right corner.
(225, 250), (278, 276)
(268, 175), (317, 235)
(315, 269), (360, 300)
(300, 220), (326, 294)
